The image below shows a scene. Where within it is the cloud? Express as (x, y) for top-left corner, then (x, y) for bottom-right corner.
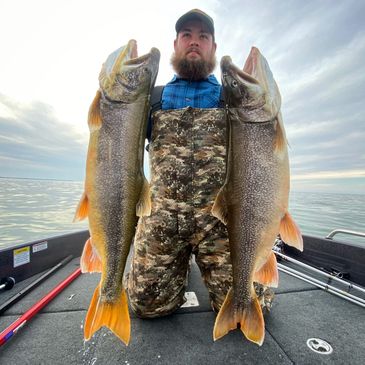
(291, 169), (365, 180)
(0, 94), (87, 180)
(0, 0), (364, 194)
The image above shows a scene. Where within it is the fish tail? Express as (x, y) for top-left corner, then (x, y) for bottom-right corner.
(88, 90), (102, 131)
(136, 176), (151, 217)
(73, 192), (89, 222)
(80, 238), (102, 273)
(84, 283), (130, 345)
(239, 296), (265, 346)
(253, 251), (279, 287)
(279, 211), (303, 251)
(213, 288), (265, 346)
(213, 288), (237, 341)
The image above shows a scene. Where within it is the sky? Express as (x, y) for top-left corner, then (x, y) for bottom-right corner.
(0, 0), (364, 194)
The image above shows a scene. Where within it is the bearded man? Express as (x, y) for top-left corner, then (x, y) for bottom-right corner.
(127, 9), (273, 318)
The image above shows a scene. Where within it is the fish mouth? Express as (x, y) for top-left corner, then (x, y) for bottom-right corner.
(128, 39), (138, 60)
(221, 55), (259, 85)
(124, 47), (160, 67)
(115, 39), (138, 67)
(124, 47), (160, 90)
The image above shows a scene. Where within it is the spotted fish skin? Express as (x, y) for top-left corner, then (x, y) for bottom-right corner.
(74, 40), (160, 344)
(212, 48), (302, 346)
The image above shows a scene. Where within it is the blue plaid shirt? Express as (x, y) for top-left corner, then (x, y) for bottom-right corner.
(147, 74), (222, 140)
(162, 74), (222, 109)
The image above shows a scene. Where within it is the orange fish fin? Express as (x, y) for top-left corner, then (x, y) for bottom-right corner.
(239, 297), (265, 346)
(213, 288), (237, 341)
(84, 284), (130, 345)
(279, 212), (303, 251)
(80, 238), (102, 273)
(211, 185), (228, 225)
(274, 113), (287, 153)
(73, 192), (89, 222)
(136, 177), (151, 217)
(88, 90), (102, 131)
(253, 251), (279, 287)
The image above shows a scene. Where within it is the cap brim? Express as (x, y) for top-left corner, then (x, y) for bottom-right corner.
(175, 13), (214, 35)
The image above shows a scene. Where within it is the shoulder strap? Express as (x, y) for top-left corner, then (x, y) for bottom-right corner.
(218, 87), (225, 108)
(150, 85), (164, 114)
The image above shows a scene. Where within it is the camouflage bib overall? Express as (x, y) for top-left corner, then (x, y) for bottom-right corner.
(127, 107), (232, 317)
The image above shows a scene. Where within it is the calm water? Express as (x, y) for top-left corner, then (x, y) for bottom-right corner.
(0, 178), (88, 248)
(0, 177), (364, 248)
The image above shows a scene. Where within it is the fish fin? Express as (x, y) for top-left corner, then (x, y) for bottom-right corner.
(84, 284), (130, 345)
(136, 177), (151, 217)
(88, 90), (102, 131)
(80, 238), (102, 273)
(213, 288), (237, 341)
(274, 113), (287, 153)
(253, 251), (279, 287)
(73, 192), (89, 222)
(239, 296), (265, 346)
(279, 212), (303, 251)
(211, 186), (228, 225)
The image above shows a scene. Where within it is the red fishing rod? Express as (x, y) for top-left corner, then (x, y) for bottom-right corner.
(0, 267), (81, 347)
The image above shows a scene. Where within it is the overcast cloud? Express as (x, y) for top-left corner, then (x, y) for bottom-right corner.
(0, 0), (364, 193)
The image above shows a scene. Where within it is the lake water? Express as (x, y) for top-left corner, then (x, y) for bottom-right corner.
(0, 177), (364, 248)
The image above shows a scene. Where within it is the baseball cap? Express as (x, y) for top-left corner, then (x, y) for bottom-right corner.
(175, 9), (215, 37)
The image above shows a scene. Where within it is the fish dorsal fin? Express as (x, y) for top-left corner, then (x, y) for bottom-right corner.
(84, 284), (130, 345)
(80, 238), (102, 273)
(136, 177), (152, 217)
(279, 212), (303, 251)
(73, 192), (89, 222)
(253, 251), (279, 288)
(211, 186), (228, 225)
(88, 90), (102, 132)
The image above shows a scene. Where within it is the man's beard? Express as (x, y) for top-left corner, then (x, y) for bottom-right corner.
(171, 52), (216, 81)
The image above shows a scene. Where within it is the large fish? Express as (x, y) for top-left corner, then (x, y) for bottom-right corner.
(212, 47), (303, 345)
(74, 40), (160, 345)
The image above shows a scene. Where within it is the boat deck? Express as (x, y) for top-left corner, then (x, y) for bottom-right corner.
(1, 252), (364, 364)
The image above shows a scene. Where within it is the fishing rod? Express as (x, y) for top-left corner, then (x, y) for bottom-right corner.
(274, 251), (365, 308)
(0, 255), (74, 315)
(0, 267), (81, 347)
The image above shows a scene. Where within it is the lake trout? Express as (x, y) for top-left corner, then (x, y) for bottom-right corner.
(74, 40), (160, 345)
(212, 47), (303, 345)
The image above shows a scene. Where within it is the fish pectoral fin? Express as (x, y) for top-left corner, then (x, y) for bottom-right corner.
(279, 212), (303, 251)
(84, 284), (130, 345)
(80, 238), (102, 273)
(211, 186), (228, 225)
(213, 288), (237, 341)
(136, 177), (152, 217)
(239, 297), (265, 346)
(274, 113), (287, 153)
(88, 90), (103, 131)
(73, 192), (89, 222)
(253, 251), (279, 287)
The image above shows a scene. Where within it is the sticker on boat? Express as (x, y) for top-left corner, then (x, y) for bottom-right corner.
(32, 241), (48, 253)
(13, 246), (30, 267)
(181, 291), (199, 308)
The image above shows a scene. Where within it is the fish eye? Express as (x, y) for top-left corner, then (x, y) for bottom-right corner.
(231, 80), (238, 88)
